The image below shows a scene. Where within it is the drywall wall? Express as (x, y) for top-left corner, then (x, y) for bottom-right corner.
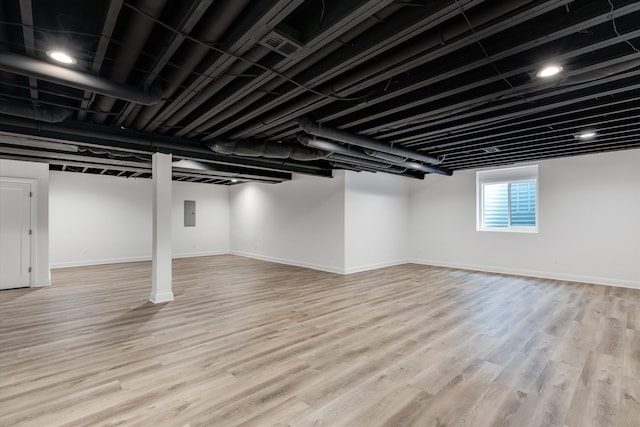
(230, 172), (345, 273)
(345, 171), (410, 273)
(0, 159), (50, 286)
(50, 172), (152, 266)
(171, 180), (229, 258)
(49, 172), (229, 267)
(410, 149), (640, 288)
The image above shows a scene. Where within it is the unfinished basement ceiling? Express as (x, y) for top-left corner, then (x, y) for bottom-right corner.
(1, 0), (639, 183)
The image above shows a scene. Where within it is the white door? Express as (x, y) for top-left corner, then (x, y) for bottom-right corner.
(0, 180), (31, 289)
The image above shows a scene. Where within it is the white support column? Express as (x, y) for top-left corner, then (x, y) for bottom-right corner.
(150, 152), (174, 303)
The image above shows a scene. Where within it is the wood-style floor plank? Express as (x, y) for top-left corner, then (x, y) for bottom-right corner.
(1, 255), (640, 426)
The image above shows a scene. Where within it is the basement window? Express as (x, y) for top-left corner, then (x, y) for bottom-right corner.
(476, 165), (538, 233)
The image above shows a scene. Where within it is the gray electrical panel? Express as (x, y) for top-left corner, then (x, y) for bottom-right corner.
(184, 200), (196, 227)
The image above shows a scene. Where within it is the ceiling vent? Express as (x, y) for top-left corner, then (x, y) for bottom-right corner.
(259, 29), (303, 57)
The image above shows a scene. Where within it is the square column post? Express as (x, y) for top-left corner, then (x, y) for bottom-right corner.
(150, 152), (173, 303)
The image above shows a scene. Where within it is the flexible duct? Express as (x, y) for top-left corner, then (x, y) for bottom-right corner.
(298, 117), (442, 165)
(0, 51), (163, 105)
(207, 140), (330, 161)
(0, 100), (72, 123)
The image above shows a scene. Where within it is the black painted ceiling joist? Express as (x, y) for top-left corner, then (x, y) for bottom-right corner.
(1, 0), (640, 180)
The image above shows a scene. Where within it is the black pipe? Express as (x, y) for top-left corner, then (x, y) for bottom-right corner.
(0, 51), (163, 105)
(299, 118), (441, 164)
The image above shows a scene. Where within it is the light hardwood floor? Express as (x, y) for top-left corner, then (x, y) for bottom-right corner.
(1, 255), (640, 426)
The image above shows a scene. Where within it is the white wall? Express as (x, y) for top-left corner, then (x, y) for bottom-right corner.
(44, 147), (640, 287)
(410, 149), (640, 289)
(230, 172), (345, 273)
(49, 172), (229, 267)
(0, 159), (50, 286)
(345, 171), (410, 273)
(172, 180), (229, 258)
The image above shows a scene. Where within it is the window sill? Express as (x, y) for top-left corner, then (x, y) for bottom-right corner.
(477, 227), (538, 234)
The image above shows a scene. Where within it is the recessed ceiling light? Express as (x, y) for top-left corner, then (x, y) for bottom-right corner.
(576, 131), (596, 139)
(47, 50), (76, 64)
(536, 65), (562, 78)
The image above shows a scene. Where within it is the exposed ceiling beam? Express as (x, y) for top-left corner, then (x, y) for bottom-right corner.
(143, 0), (306, 132)
(418, 101), (640, 152)
(375, 69), (640, 143)
(313, 9), (640, 134)
(114, 0), (215, 127)
(0, 52), (164, 105)
(92, 0), (169, 123)
(77, 0), (124, 120)
(221, 0), (563, 140)
(172, 0), (398, 137)
(200, 0), (488, 140)
(18, 0), (38, 101)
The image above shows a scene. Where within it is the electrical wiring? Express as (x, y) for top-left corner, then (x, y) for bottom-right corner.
(607, 0), (640, 55)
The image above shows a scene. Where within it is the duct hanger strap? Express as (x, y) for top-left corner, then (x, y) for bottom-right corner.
(0, 51), (163, 105)
(298, 117), (442, 165)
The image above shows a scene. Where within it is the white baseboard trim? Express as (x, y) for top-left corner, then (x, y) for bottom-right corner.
(172, 250), (229, 259)
(230, 250), (344, 274)
(149, 291), (174, 304)
(409, 258), (640, 290)
(51, 256), (151, 269)
(343, 259), (409, 275)
(50, 251), (230, 269)
(49, 253), (638, 290)
(230, 252), (410, 275)
(30, 280), (51, 287)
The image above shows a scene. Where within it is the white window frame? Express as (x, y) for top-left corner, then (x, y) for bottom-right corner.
(476, 165), (539, 233)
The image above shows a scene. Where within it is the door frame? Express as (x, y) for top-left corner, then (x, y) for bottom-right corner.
(0, 177), (37, 287)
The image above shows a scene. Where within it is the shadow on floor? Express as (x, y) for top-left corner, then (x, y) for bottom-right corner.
(0, 287), (45, 303)
(102, 300), (169, 332)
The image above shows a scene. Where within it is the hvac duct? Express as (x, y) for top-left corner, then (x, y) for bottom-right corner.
(364, 150), (408, 163)
(207, 140), (330, 161)
(298, 134), (394, 168)
(298, 117), (442, 165)
(298, 134), (451, 176)
(0, 51), (163, 105)
(328, 154), (394, 170)
(0, 115), (328, 177)
(330, 160), (408, 175)
(0, 100), (72, 123)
